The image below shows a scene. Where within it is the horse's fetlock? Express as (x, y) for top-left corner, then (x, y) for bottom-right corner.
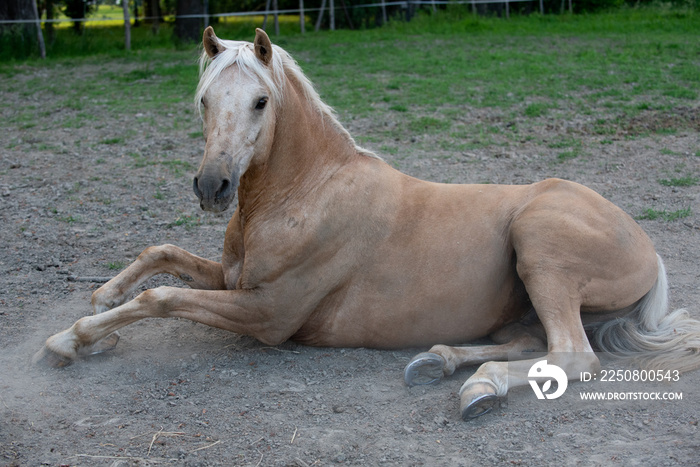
(428, 345), (455, 374)
(466, 361), (509, 396)
(71, 318), (92, 344)
(92, 288), (120, 313)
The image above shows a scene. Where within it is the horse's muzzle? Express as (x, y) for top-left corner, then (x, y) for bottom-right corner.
(193, 173), (237, 212)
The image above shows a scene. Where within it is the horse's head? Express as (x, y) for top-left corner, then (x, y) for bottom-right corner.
(193, 27), (281, 212)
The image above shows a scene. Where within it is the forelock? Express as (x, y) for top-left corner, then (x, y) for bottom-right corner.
(194, 39), (285, 118)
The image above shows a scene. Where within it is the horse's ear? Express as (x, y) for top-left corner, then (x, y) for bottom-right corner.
(254, 28), (273, 66)
(203, 26), (225, 59)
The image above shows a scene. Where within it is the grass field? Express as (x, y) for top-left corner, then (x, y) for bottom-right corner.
(5, 7), (699, 106)
(2, 6), (699, 158)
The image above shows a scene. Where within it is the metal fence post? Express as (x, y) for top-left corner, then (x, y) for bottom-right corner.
(330, 0), (335, 31)
(315, 0), (326, 31)
(31, 0), (46, 59)
(122, 0), (131, 51)
(299, 0), (305, 33)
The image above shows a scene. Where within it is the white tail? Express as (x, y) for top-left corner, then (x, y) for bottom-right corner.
(593, 255), (700, 373)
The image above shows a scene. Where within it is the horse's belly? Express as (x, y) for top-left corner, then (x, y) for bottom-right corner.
(293, 256), (529, 349)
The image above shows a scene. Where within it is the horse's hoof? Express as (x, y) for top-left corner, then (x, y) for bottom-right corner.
(404, 352), (446, 386)
(80, 332), (120, 356)
(460, 382), (499, 420)
(32, 345), (73, 368)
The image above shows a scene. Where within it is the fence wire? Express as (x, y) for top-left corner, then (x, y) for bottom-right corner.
(0, 0), (540, 25)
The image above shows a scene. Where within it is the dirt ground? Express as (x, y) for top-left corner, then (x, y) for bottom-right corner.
(1, 58), (699, 466)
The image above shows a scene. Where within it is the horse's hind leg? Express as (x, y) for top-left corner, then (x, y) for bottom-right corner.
(458, 275), (600, 420)
(91, 244), (226, 314)
(404, 322), (546, 386)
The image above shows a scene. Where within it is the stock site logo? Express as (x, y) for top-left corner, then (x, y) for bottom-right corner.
(528, 360), (568, 400)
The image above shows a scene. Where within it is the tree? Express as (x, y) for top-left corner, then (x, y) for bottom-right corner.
(0, 0), (35, 35)
(61, 0), (95, 34)
(38, 0), (57, 44)
(174, 0), (203, 43)
(143, 0), (162, 34)
(0, 0), (43, 59)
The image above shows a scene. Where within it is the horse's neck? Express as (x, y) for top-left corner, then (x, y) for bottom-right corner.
(239, 76), (357, 214)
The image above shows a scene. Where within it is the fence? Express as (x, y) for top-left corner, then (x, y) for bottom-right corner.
(0, 0), (558, 25)
(1, 0), (568, 58)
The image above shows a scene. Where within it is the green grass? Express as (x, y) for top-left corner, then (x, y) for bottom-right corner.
(409, 116), (451, 134)
(659, 176), (698, 187)
(168, 214), (201, 229)
(524, 103), (550, 118)
(2, 6), (700, 164)
(8, 6), (698, 118)
(636, 207), (692, 221)
(127, 153), (194, 176)
(57, 215), (81, 224)
(557, 150), (580, 162)
(106, 261), (126, 270)
(161, 159), (195, 177)
(283, 8), (700, 118)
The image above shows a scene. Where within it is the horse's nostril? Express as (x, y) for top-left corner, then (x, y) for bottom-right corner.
(216, 178), (232, 200)
(193, 177), (203, 199)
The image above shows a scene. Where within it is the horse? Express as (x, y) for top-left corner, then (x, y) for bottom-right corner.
(34, 27), (700, 420)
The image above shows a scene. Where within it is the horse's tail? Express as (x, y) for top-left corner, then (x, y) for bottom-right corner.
(592, 254), (700, 373)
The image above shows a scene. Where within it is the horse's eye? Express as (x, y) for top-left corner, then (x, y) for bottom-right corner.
(255, 97), (268, 110)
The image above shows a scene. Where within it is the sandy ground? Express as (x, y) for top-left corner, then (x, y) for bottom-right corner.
(1, 57), (699, 466)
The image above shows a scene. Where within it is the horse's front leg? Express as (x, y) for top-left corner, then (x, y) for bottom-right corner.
(33, 286), (285, 367)
(91, 243), (227, 314)
(66, 244), (229, 363)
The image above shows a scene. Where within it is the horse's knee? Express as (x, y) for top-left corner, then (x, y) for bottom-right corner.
(140, 243), (172, 260)
(135, 287), (172, 317)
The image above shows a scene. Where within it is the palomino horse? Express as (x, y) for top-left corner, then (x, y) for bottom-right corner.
(34, 28), (700, 419)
